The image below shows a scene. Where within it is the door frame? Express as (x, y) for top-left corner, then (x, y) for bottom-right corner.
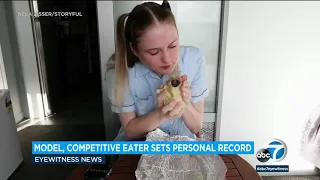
(0, 46), (8, 89)
(214, 0), (228, 141)
(29, 0), (51, 117)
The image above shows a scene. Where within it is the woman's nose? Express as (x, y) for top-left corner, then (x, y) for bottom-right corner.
(161, 50), (171, 64)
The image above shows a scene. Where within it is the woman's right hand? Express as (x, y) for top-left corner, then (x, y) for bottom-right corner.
(156, 85), (185, 120)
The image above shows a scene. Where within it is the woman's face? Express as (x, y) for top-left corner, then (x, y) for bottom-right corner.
(132, 22), (179, 76)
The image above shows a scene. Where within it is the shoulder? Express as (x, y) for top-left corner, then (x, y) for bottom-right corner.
(104, 64), (136, 93)
(180, 45), (202, 57)
(179, 45), (205, 76)
(180, 45), (204, 66)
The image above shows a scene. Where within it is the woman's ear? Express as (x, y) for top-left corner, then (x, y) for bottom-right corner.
(129, 42), (138, 57)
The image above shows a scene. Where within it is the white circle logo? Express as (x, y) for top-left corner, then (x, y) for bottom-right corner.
(264, 139), (287, 162)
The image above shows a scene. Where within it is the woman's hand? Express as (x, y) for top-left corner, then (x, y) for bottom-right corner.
(156, 85), (184, 120)
(180, 75), (192, 105)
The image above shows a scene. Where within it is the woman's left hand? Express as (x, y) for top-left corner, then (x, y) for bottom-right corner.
(180, 75), (191, 105)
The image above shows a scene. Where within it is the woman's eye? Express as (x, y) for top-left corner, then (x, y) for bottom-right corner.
(169, 45), (176, 49)
(150, 51), (159, 55)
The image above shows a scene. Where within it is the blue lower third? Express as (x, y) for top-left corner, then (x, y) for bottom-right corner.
(32, 141), (254, 154)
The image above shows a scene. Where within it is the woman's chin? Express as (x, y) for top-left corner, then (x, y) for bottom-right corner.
(158, 68), (174, 75)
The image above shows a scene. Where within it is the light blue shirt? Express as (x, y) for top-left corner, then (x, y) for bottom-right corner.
(107, 45), (209, 141)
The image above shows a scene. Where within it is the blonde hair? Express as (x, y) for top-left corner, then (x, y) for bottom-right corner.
(113, 1), (177, 110)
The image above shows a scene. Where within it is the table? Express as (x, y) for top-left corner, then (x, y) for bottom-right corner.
(67, 155), (262, 180)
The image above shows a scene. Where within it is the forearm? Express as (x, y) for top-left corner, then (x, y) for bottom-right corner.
(182, 103), (204, 134)
(124, 109), (165, 138)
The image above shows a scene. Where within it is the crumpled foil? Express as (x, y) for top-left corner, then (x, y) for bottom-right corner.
(135, 129), (227, 180)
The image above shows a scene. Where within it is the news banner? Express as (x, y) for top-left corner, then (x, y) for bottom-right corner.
(32, 141), (254, 164)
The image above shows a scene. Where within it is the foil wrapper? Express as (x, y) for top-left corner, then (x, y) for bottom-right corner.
(135, 129), (227, 180)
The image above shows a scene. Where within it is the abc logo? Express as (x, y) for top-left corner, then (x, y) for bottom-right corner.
(256, 139), (287, 163)
(256, 148), (271, 162)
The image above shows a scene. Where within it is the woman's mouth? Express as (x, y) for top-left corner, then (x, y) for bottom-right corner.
(162, 65), (171, 70)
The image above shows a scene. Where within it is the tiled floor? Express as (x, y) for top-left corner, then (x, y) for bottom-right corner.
(10, 77), (110, 180)
(17, 103), (103, 130)
(17, 74), (104, 129)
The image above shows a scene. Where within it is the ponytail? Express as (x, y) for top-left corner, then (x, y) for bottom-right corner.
(162, 0), (171, 10)
(114, 13), (130, 110)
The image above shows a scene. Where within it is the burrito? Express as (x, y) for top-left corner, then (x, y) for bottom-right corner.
(164, 75), (184, 106)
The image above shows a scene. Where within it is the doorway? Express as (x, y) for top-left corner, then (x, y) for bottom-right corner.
(30, 0), (102, 121)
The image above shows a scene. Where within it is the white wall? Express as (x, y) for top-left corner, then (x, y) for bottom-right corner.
(217, 1), (320, 176)
(175, 1), (221, 113)
(0, 1), (24, 123)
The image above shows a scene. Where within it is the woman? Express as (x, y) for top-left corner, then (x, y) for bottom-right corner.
(106, 0), (209, 141)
